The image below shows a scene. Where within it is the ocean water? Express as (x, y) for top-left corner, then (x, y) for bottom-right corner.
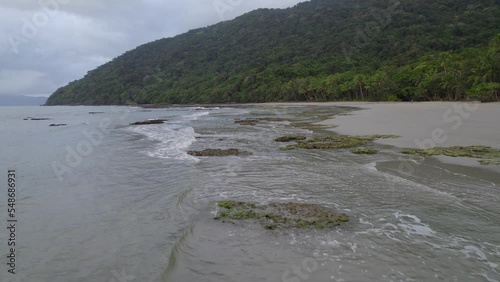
(0, 105), (499, 282)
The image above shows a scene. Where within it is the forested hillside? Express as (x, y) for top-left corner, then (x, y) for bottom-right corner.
(46, 0), (500, 105)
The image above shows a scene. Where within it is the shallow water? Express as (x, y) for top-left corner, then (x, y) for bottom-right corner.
(0, 105), (498, 282)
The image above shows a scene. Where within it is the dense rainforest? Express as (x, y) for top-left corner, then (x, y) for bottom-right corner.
(46, 0), (500, 105)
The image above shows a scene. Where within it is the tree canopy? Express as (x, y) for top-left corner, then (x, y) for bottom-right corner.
(46, 0), (500, 105)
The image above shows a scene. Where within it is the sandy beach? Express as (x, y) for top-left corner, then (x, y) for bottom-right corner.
(315, 102), (500, 149)
(259, 101), (500, 171)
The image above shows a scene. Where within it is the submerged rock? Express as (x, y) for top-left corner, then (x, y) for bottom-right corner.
(257, 117), (295, 122)
(351, 148), (378, 154)
(49, 124), (67, 127)
(130, 119), (167, 125)
(89, 112), (105, 114)
(281, 134), (398, 151)
(187, 148), (249, 157)
(235, 119), (259, 126)
(480, 160), (500, 165)
(235, 117), (299, 126)
(274, 135), (307, 142)
(214, 200), (349, 230)
(402, 146), (500, 165)
(24, 117), (51, 121)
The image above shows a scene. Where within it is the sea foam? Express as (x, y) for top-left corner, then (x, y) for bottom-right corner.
(129, 122), (199, 162)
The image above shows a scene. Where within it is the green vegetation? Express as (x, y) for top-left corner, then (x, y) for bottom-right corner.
(187, 148), (249, 157)
(281, 134), (398, 150)
(234, 119), (259, 126)
(351, 148), (378, 154)
(46, 0), (500, 105)
(235, 117), (298, 126)
(480, 160), (500, 165)
(274, 135), (307, 142)
(402, 146), (500, 165)
(214, 200), (349, 230)
(257, 117), (295, 122)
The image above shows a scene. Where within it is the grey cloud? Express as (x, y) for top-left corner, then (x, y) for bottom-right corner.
(0, 0), (307, 97)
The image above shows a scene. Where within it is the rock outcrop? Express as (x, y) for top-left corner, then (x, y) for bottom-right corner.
(130, 119), (167, 125)
(187, 149), (249, 157)
(214, 200), (349, 230)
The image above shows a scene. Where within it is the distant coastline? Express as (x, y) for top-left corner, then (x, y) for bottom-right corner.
(0, 95), (47, 106)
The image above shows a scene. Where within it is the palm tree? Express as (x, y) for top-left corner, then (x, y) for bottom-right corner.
(353, 74), (366, 101)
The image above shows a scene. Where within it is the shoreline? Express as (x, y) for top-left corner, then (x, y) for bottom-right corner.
(42, 100), (499, 108)
(298, 102), (500, 172)
(307, 102), (500, 149)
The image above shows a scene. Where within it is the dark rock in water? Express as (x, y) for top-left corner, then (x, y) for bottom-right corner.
(130, 119), (167, 125)
(351, 148), (378, 154)
(187, 148), (248, 157)
(235, 119), (259, 126)
(281, 134), (399, 151)
(49, 124), (67, 127)
(24, 117), (51, 121)
(89, 112), (105, 114)
(195, 136), (225, 141)
(274, 135), (307, 142)
(214, 200), (349, 230)
(257, 117), (294, 122)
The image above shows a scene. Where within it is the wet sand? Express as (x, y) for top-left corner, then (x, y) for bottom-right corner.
(317, 102), (500, 149)
(260, 101), (500, 171)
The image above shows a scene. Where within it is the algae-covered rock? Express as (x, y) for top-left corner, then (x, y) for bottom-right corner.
(480, 159), (500, 165)
(235, 119), (259, 126)
(281, 134), (398, 151)
(257, 117), (296, 122)
(235, 118), (297, 126)
(351, 148), (378, 154)
(274, 136), (307, 142)
(214, 200), (349, 230)
(187, 149), (249, 157)
(402, 146), (500, 165)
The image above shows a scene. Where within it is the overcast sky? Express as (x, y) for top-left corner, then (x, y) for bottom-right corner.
(0, 0), (307, 97)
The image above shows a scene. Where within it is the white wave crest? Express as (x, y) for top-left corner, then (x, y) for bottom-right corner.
(129, 123), (199, 162)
